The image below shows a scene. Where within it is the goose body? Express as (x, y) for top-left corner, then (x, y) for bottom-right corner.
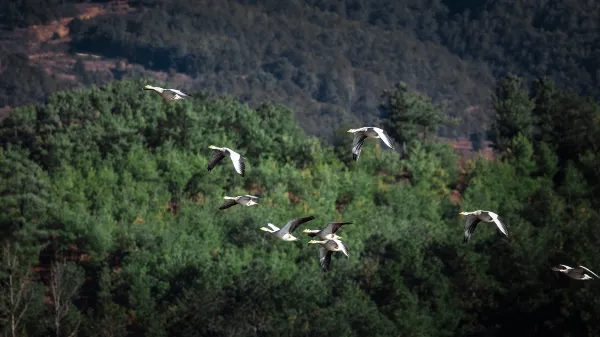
(307, 238), (349, 272)
(207, 145), (245, 176)
(459, 210), (508, 243)
(552, 264), (600, 280)
(219, 195), (261, 210)
(303, 221), (352, 240)
(143, 85), (191, 100)
(260, 216), (315, 241)
(347, 127), (394, 161)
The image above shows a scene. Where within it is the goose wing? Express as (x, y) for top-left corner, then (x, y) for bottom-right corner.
(281, 216), (315, 234)
(243, 195), (261, 199)
(167, 89), (191, 97)
(487, 212), (509, 237)
(552, 264), (573, 271)
(218, 199), (238, 210)
(579, 265), (600, 279)
(373, 127), (394, 149)
(334, 239), (349, 257)
(322, 221), (353, 235)
(319, 246), (333, 272)
(463, 215), (481, 243)
(207, 150), (226, 171)
(351, 133), (368, 161)
(228, 149), (245, 176)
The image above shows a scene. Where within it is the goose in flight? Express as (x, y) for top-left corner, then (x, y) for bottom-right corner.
(303, 221), (352, 240)
(143, 85), (192, 100)
(207, 145), (245, 176)
(260, 216), (315, 241)
(307, 238), (349, 272)
(219, 195), (261, 210)
(459, 210), (508, 243)
(552, 264), (600, 280)
(347, 127), (395, 161)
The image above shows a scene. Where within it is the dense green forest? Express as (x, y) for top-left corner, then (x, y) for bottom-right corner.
(1, 76), (600, 336)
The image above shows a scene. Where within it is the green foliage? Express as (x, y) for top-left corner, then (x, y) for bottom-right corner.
(489, 74), (535, 151)
(1, 77), (600, 336)
(380, 82), (448, 146)
(0, 53), (74, 108)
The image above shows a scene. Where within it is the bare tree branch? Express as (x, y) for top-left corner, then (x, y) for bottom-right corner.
(0, 242), (35, 337)
(49, 257), (83, 337)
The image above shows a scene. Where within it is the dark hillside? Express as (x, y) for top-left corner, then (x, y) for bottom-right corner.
(67, 0), (495, 139)
(305, 0), (600, 98)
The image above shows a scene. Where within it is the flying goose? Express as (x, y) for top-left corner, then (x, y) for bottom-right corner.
(207, 145), (245, 176)
(552, 264), (600, 280)
(459, 210), (508, 243)
(219, 195), (261, 210)
(143, 85), (192, 100)
(260, 216), (316, 241)
(347, 127), (395, 161)
(303, 221), (352, 240)
(307, 238), (349, 272)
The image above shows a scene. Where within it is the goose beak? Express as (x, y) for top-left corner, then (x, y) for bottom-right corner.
(347, 129), (353, 133)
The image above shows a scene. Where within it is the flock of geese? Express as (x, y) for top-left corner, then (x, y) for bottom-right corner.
(143, 84), (599, 279)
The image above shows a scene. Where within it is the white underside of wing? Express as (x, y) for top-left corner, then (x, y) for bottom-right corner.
(334, 239), (349, 257)
(267, 223), (280, 231)
(490, 213), (508, 237)
(559, 264), (573, 270)
(579, 265), (600, 279)
(167, 89), (189, 97)
(373, 127), (394, 149)
(228, 149), (244, 175)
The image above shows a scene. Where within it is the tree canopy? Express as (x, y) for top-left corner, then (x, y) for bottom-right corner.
(1, 76), (600, 336)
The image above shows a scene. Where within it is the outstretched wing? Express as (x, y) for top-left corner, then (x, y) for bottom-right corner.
(319, 247), (333, 273)
(228, 150), (245, 176)
(579, 265), (600, 279)
(167, 89), (192, 97)
(552, 264), (573, 271)
(488, 213), (509, 237)
(351, 133), (368, 161)
(218, 199), (238, 210)
(282, 216), (316, 234)
(207, 151), (226, 171)
(322, 221), (353, 235)
(335, 239), (349, 257)
(373, 127), (395, 149)
(463, 215), (481, 243)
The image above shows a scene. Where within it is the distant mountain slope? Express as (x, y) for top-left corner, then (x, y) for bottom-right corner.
(303, 0), (600, 97)
(4, 0), (597, 142)
(67, 0), (495, 139)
